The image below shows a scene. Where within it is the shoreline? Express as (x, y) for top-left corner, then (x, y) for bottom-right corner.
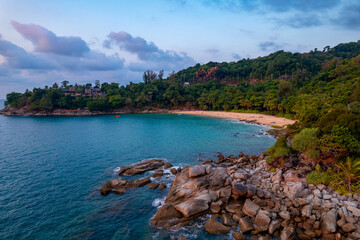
(172, 110), (296, 128)
(0, 107), (296, 128)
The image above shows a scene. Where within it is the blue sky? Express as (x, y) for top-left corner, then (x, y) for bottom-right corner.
(0, 0), (360, 98)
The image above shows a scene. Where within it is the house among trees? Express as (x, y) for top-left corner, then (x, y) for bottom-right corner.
(183, 82), (191, 86)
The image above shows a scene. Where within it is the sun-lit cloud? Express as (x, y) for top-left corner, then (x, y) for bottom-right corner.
(12, 21), (90, 57)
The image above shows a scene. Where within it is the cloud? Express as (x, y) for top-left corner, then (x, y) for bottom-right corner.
(276, 13), (323, 28)
(12, 21), (90, 57)
(258, 41), (283, 51)
(232, 53), (242, 60)
(332, 2), (360, 30)
(202, 0), (340, 13)
(0, 36), (56, 69)
(104, 31), (195, 70)
(205, 48), (219, 54)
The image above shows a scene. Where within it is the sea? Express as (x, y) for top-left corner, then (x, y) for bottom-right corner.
(0, 113), (276, 240)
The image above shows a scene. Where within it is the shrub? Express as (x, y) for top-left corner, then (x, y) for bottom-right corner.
(269, 167), (277, 172)
(264, 136), (291, 164)
(306, 149), (320, 159)
(306, 171), (329, 185)
(291, 128), (319, 151)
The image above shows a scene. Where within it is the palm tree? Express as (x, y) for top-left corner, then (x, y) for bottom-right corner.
(335, 157), (360, 192)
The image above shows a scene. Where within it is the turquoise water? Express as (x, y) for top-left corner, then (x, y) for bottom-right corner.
(0, 114), (275, 240)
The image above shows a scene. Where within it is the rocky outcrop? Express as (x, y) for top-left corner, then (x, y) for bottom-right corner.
(118, 159), (165, 176)
(150, 153), (360, 239)
(100, 176), (151, 195)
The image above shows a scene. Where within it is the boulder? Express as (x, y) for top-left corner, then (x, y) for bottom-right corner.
(233, 169), (249, 180)
(231, 183), (247, 199)
(246, 184), (257, 198)
(283, 170), (304, 183)
(284, 182), (304, 200)
(268, 220), (281, 235)
(205, 219), (230, 234)
(232, 232), (246, 240)
(238, 216), (253, 233)
(221, 212), (232, 226)
(170, 168), (178, 175)
(302, 205), (313, 218)
(175, 198), (209, 218)
(347, 206), (360, 217)
(210, 202), (221, 214)
(280, 226), (295, 240)
(242, 199), (260, 217)
(321, 211), (337, 235)
(254, 212), (271, 232)
(279, 211), (290, 220)
(158, 183), (167, 190)
(341, 223), (356, 232)
(100, 177), (127, 195)
(189, 165), (206, 178)
(152, 204), (183, 227)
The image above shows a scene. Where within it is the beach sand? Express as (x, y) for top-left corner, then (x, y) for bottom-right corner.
(172, 110), (296, 128)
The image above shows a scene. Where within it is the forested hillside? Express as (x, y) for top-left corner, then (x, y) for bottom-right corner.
(3, 41), (360, 192)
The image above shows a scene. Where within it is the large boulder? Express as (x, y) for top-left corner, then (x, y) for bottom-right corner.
(119, 159), (165, 176)
(125, 177), (151, 188)
(242, 199), (260, 217)
(152, 169), (164, 178)
(233, 169), (249, 180)
(205, 219), (230, 234)
(189, 165), (206, 178)
(175, 193), (210, 218)
(100, 177), (127, 195)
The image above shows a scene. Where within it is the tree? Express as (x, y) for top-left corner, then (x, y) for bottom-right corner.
(335, 157), (360, 192)
(61, 80), (69, 88)
(158, 70), (164, 80)
(143, 70), (157, 84)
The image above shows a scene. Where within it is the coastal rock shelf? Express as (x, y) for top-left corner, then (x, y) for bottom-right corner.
(150, 154), (360, 240)
(100, 159), (178, 195)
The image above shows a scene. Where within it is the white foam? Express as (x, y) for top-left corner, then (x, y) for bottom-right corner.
(152, 196), (166, 208)
(113, 167), (120, 174)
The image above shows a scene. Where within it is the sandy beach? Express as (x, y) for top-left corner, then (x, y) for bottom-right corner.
(172, 110), (296, 127)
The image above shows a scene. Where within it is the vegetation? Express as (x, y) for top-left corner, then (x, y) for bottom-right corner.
(4, 40), (360, 192)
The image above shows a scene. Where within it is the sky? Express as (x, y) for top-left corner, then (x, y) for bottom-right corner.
(0, 0), (360, 99)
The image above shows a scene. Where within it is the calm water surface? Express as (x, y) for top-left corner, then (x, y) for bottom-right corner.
(0, 114), (275, 240)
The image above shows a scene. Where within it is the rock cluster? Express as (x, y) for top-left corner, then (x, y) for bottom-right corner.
(152, 153), (360, 239)
(100, 159), (178, 195)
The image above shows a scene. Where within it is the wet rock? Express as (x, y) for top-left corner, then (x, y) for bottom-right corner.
(232, 232), (246, 240)
(158, 183), (167, 190)
(170, 168), (178, 175)
(120, 159), (165, 175)
(152, 169), (164, 178)
(100, 177), (127, 195)
(189, 165), (206, 178)
(126, 177), (151, 188)
(238, 216), (254, 233)
(205, 219), (230, 234)
(242, 199), (260, 217)
(221, 212), (232, 226)
(164, 162), (173, 169)
(147, 183), (160, 189)
(152, 204), (183, 227)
